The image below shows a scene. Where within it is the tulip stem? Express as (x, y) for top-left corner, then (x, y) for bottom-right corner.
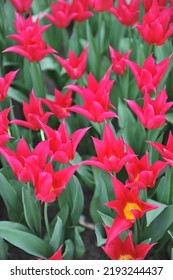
(44, 202), (51, 239)
(40, 129), (46, 141)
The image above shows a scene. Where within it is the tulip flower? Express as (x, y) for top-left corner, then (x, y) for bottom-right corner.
(83, 123), (135, 173)
(109, 0), (140, 26)
(45, 0), (76, 28)
(125, 54), (171, 94)
(109, 46), (131, 75)
(105, 176), (158, 244)
(11, 90), (52, 130)
(125, 152), (167, 189)
(41, 89), (72, 119)
(0, 108), (12, 146)
(54, 45), (88, 80)
(4, 13), (55, 62)
(67, 68), (117, 122)
(135, 0), (173, 46)
(70, 0), (93, 22)
(148, 131), (173, 166)
(10, 0), (33, 13)
(39, 121), (90, 164)
(90, 0), (113, 12)
(26, 160), (79, 203)
(103, 231), (155, 260)
(143, 0), (167, 12)
(0, 70), (18, 102)
(0, 138), (50, 183)
(126, 88), (173, 129)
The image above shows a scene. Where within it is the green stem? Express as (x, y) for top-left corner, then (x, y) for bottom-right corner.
(40, 129), (46, 141)
(44, 203), (51, 239)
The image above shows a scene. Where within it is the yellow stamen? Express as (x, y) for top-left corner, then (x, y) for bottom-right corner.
(119, 254), (133, 260)
(124, 202), (141, 220)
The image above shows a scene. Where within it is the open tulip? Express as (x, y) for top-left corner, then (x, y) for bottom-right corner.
(54, 45), (88, 80)
(0, 108), (12, 146)
(109, 46), (131, 75)
(90, 0), (113, 12)
(126, 88), (173, 129)
(41, 89), (72, 119)
(39, 121), (90, 164)
(10, 0), (33, 13)
(70, 0), (93, 22)
(143, 0), (167, 12)
(110, 0), (140, 26)
(4, 13), (55, 62)
(0, 70), (18, 102)
(103, 231), (155, 260)
(125, 152), (166, 189)
(135, 0), (173, 45)
(148, 131), (173, 166)
(125, 54), (171, 94)
(67, 68), (117, 122)
(45, 0), (76, 28)
(11, 90), (52, 130)
(83, 123), (135, 173)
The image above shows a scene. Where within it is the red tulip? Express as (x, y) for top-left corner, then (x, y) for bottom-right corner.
(83, 123), (135, 173)
(10, 0), (33, 13)
(45, 0), (76, 28)
(54, 45), (88, 80)
(103, 231), (155, 260)
(41, 89), (72, 119)
(70, 0), (93, 22)
(4, 13), (55, 62)
(39, 246), (63, 260)
(125, 54), (171, 94)
(105, 176), (158, 244)
(39, 121), (90, 164)
(109, 46), (131, 75)
(126, 88), (173, 129)
(11, 90), (52, 130)
(0, 108), (12, 146)
(67, 68), (117, 122)
(110, 0), (140, 26)
(0, 138), (50, 183)
(0, 70), (18, 102)
(148, 131), (173, 166)
(143, 0), (167, 12)
(90, 0), (113, 12)
(26, 160), (79, 203)
(135, 0), (173, 46)
(125, 152), (166, 189)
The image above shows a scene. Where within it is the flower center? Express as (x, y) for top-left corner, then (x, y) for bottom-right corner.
(134, 173), (139, 182)
(119, 254), (133, 260)
(124, 202), (141, 220)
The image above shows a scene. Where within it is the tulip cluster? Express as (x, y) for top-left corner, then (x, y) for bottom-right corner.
(0, 0), (173, 261)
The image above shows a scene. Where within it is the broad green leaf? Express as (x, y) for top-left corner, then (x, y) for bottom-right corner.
(73, 226), (85, 259)
(143, 204), (173, 242)
(8, 87), (28, 103)
(71, 176), (84, 225)
(30, 62), (47, 98)
(146, 199), (167, 226)
(0, 221), (52, 259)
(22, 186), (41, 236)
(98, 211), (114, 227)
(95, 223), (106, 246)
(63, 239), (74, 260)
(118, 97), (136, 129)
(0, 238), (8, 260)
(49, 217), (63, 252)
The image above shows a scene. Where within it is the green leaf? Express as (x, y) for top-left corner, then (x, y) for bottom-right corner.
(63, 239), (74, 260)
(90, 171), (111, 224)
(118, 97), (136, 129)
(0, 238), (8, 260)
(98, 211), (114, 227)
(22, 186), (41, 236)
(73, 226), (85, 259)
(8, 87), (28, 103)
(30, 62), (47, 98)
(71, 176), (84, 225)
(49, 217), (63, 252)
(0, 173), (19, 221)
(143, 204), (173, 242)
(0, 221), (52, 259)
(95, 223), (106, 246)
(146, 199), (167, 226)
